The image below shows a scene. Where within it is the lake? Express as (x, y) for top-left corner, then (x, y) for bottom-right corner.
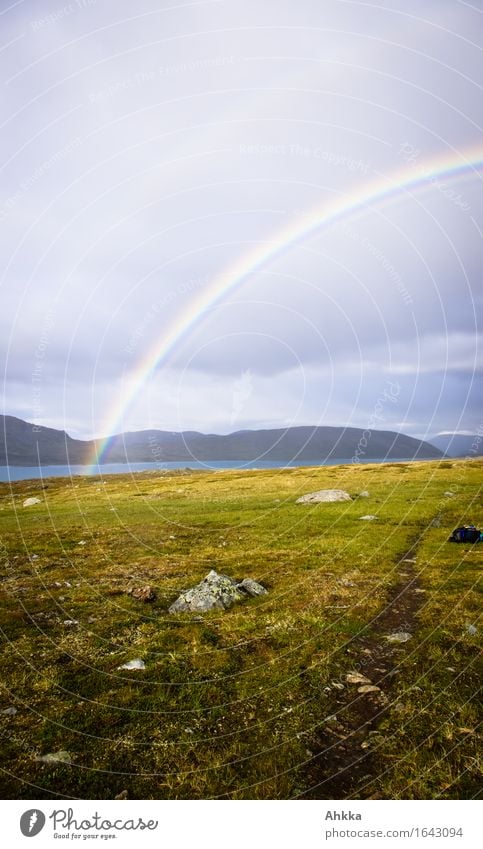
(0, 457), (424, 482)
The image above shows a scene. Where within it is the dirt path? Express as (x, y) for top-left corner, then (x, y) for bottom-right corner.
(303, 536), (427, 799)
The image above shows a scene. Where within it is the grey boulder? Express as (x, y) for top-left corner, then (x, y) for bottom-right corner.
(169, 569), (267, 613)
(296, 489), (352, 504)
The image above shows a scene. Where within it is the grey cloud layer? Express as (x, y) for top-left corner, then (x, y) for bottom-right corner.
(1, 0), (481, 438)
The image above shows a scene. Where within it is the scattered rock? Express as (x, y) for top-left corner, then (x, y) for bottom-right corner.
(238, 578), (268, 598)
(385, 631), (411, 643)
(357, 685), (381, 694)
(36, 750), (72, 764)
(118, 658), (145, 671)
(359, 515), (378, 521)
(114, 790), (128, 800)
(128, 585), (156, 603)
(23, 497), (41, 507)
(359, 491), (370, 497)
(339, 577), (355, 587)
(296, 489), (352, 504)
(1, 706), (17, 716)
(78, 540), (86, 546)
(444, 491), (454, 497)
(168, 569), (267, 613)
(346, 672), (372, 685)
(63, 619), (78, 627)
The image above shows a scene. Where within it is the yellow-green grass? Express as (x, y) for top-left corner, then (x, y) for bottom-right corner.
(0, 459), (480, 799)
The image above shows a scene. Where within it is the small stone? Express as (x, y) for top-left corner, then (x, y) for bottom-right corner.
(114, 790), (128, 800)
(237, 578), (267, 597)
(63, 619), (78, 627)
(23, 497), (41, 507)
(118, 658), (145, 670)
(465, 624), (477, 635)
(1, 707), (17, 716)
(359, 515), (378, 521)
(385, 632), (411, 643)
(357, 685), (381, 694)
(78, 540), (86, 546)
(444, 491), (454, 497)
(359, 491), (370, 497)
(346, 672), (372, 685)
(129, 585), (156, 603)
(36, 750), (72, 764)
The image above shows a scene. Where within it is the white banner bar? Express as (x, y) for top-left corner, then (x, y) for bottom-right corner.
(2, 800), (480, 848)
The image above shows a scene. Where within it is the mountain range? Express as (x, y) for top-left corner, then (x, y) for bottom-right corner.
(0, 414), (446, 466)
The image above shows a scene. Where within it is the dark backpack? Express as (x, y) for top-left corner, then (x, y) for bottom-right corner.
(449, 525), (482, 543)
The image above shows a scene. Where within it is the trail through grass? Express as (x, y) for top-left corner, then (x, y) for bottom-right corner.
(0, 460), (480, 799)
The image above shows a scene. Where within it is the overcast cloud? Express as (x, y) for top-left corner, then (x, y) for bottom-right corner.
(1, 0), (481, 441)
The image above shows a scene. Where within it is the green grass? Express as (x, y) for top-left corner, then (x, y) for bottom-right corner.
(0, 459), (481, 799)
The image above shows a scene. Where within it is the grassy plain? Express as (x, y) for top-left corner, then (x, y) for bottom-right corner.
(0, 459), (481, 799)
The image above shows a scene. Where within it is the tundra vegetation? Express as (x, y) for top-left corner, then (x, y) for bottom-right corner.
(0, 459), (480, 799)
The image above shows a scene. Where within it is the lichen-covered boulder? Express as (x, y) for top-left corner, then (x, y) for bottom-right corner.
(296, 489), (352, 504)
(168, 570), (266, 613)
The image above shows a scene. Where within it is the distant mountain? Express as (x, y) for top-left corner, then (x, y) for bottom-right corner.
(0, 415), (443, 466)
(0, 415), (90, 466)
(428, 433), (483, 458)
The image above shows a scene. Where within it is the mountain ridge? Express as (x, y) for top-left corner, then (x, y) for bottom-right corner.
(1, 414), (443, 466)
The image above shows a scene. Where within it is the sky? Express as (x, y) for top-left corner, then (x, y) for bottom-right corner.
(0, 0), (482, 442)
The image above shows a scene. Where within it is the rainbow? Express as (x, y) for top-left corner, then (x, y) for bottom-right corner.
(88, 144), (483, 468)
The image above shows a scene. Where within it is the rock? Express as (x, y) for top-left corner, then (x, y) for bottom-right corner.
(63, 619), (78, 627)
(23, 497), (41, 507)
(238, 578), (267, 598)
(36, 750), (72, 764)
(296, 489), (352, 504)
(346, 672), (372, 685)
(444, 491), (454, 497)
(385, 631), (411, 643)
(168, 569), (267, 613)
(114, 790), (128, 800)
(359, 515), (378, 521)
(78, 540), (86, 546)
(357, 685), (381, 694)
(118, 658), (145, 670)
(465, 624), (477, 635)
(359, 491), (370, 497)
(339, 577), (355, 587)
(1, 706), (17, 716)
(128, 585), (156, 603)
